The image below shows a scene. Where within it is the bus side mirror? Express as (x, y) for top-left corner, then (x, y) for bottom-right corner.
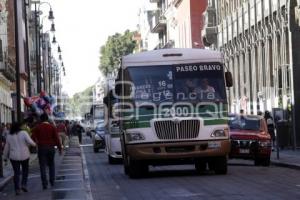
(225, 72), (233, 87)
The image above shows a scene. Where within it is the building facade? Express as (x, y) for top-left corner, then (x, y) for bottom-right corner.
(207, 0), (300, 146)
(138, 0), (208, 50)
(0, 0), (14, 124)
(0, 0), (64, 123)
(93, 78), (105, 104)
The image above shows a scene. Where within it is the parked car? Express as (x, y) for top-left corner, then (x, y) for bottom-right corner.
(92, 122), (106, 152)
(228, 114), (272, 166)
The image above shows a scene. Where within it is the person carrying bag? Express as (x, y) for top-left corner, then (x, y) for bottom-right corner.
(3, 122), (36, 195)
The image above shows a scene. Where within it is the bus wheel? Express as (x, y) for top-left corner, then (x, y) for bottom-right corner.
(128, 160), (148, 179)
(208, 156), (227, 175)
(195, 160), (207, 173)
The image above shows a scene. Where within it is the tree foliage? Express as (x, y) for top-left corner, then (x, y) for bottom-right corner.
(99, 30), (136, 76)
(67, 86), (94, 118)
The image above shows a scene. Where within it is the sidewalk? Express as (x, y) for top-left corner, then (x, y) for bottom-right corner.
(51, 136), (93, 200)
(270, 148), (300, 169)
(0, 137), (92, 200)
(0, 153), (37, 190)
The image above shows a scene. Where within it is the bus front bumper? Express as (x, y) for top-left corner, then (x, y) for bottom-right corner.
(126, 140), (230, 160)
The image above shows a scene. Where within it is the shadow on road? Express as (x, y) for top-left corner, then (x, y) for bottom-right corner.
(146, 168), (215, 179)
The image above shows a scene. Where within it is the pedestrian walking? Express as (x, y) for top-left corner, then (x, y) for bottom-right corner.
(3, 122), (36, 195)
(71, 122), (84, 144)
(31, 113), (62, 189)
(57, 120), (68, 148)
(65, 120), (71, 137)
(1, 123), (11, 143)
(264, 111), (276, 151)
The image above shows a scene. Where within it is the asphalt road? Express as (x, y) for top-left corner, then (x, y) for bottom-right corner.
(82, 137), (300, 200)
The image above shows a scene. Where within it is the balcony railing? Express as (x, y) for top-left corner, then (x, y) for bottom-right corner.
(154, 40), (174, 50)
(206, 26), (218, 35)
(150, 10), (167, 33)
(30, 51), (36, 62)
(0, 56), (16, 82)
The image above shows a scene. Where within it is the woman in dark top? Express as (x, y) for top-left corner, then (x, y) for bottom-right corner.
(264, 111), (275, 150)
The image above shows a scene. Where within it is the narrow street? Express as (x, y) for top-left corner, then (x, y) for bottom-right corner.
(82, 137), (300, 200)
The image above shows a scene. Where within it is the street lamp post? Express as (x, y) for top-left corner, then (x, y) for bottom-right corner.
(33, 1), (54, 93)
(24, 0), (31, 96)
(52, 59), (65, 108)
(14, 0), (21, 122)
(34, 2), (41, 93)
(48, 37), (58, 95)
(41, 32), (53, 92)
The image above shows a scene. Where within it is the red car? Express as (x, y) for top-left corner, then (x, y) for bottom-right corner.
(228, 114), (272, 166)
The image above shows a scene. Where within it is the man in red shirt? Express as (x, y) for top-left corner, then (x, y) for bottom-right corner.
(32, 113), (62, 189)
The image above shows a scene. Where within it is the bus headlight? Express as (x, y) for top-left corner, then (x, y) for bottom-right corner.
(211, 129), (227, 137)
(126, 132), (145, 141)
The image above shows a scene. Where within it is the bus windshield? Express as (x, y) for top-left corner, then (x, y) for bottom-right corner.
(124, 63), (226, 105)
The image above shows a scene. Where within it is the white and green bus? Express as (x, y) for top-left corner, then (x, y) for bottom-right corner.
(114, 48), (233, 178)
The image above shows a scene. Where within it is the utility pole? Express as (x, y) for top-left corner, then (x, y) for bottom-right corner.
(24, 0), (31, 97)
(48, 49), (52, 94)
(14, 0), (22, 123)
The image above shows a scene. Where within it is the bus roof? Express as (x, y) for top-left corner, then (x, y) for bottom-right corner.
(122, 48), (223, 68)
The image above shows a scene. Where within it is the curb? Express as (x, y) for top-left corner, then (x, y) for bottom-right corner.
(81, 146), (94, 200)
(0, 154), (38, 191)
(271, 160), (300, 170)
(0, 175), (12, 191)
(51, 137), (94, 200)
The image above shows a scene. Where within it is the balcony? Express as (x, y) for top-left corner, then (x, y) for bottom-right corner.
(150, 10), (167, 33)
(205, 26), (218, 35)
(154, 40), (174, 50)
(206, 6), (217, 27)
(203, 26), (218, 47)
(0, 59), (16, 82)
(150, 0), (160, 2)
(30, 51), (36, 63)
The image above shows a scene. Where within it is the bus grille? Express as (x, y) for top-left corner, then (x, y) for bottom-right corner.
(154, 120), (200, 140)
